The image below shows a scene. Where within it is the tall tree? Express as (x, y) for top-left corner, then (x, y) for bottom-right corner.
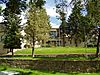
(0, 6), (2, 15)
(24, 0), (50, 56)
(3, 14), (21, 56)
(86, 0), (100, 57)
(55, 0), (68, 47)
(2, 0), (27, 56)
(59, 12), (66, 47)
(67, 0), (83, 47)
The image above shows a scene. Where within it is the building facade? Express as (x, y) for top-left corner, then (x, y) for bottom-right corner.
(47, 28), (61, 46)
(0, 22), (7, 54)
(47, 27), (83, 47)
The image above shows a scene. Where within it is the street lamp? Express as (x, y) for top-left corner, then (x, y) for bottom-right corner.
(96, 26), (100, 57)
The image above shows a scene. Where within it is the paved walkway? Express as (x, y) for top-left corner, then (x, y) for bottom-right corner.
(0, 71), (19, 75)
(7, 49), (22, 55)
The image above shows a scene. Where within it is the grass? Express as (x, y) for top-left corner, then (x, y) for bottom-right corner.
(15, 47), (96, 55)
(0, 65), (100, 75)
(10, 47), (98, 60)
(0, 47), (100, 75)
(0, 47), (98, 60)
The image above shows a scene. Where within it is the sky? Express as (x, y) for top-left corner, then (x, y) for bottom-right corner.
(0, 4), (5, 22)
(45, 0), (60, 28)
(0, 0), (72, 28)
(45, 0), (72, 28)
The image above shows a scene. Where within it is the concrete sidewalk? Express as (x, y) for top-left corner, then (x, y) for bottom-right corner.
(7, 49), (22, 55)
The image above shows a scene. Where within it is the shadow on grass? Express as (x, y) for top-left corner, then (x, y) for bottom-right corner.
(0, 55), (99, 61)
(34, 56), (98, 61)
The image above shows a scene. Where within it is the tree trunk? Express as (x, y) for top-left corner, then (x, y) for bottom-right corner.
(10, 49), (12, 52)
(32, 36), (35, 57)
(75, 37), (78, 47)
(32, 46), (34, 57)
(10, 48), (14, 57)
(62, 34), (66, 47)
(69, 36), (72, 45)
(42, 40), (45, 47)
(96, 30), (100, 57)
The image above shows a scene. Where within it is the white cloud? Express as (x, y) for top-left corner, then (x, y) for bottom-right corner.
(0, 4), (6, 9)
(20, 11), (27, 25)
(45, 6), (59, 17)
(0, 4), (5, 22)
(50, 22), (59, 28)
(65, 7), (72, 20)
(45, 1), (72, 20)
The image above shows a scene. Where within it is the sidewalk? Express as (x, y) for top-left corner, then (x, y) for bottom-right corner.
(7, 49), (22, 55)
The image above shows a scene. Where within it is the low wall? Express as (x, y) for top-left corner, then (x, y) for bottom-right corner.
(3, 53), (100, 58)
(0, 59), (100, 72)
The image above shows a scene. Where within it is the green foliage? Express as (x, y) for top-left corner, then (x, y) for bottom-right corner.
(3, 14), (21, 49)
(15, 47), (96, 54)
(87, 0), (100, 26)
(3, 0), (27, 15)
(67, 0), (84, 46)
(67, 0), (100, 47)
(2, 0), (27, 53)
(24, 0), (50, 46)
(56, 3), (67, 47)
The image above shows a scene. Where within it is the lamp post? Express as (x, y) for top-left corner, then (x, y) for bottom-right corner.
(96, 26), (100, 57)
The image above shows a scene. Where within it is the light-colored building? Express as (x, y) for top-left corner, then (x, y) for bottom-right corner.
(47, 27), (61, 46)
(47, 27), (84, 47)
(0, 22), (7, 54)
(21, 30), (41, 49)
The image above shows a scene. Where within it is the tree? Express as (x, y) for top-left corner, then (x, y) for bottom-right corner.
(24, 0), (50, 56)
(59, 12), (66, 47)
(55, 0), (68, 47)
(67, 0), (83, 47)
(3, 14), (21, 56)
(35, 9), (51, 46)
(86, 0), (100, 57)
(2, 0), (27, 56)
(55, 0), (84, 47)
(0, 6), (2, 15)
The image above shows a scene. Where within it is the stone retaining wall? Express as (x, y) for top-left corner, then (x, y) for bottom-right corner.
(2, 53), (100, 57)
(0, 59), (100, 72)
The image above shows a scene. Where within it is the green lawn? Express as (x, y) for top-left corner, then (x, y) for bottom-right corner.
(0, 65), (100, 75)
(11, 47), (99, 60)
(15, 47), (97, 55)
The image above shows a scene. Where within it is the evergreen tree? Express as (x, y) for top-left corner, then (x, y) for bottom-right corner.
(2, 0), (27, 56)
(67, 0), (83, 47)
(86, 0), (100, 57)
(25, 0), (50, 56)
(0, 6), (2, 15)
(55, 0), (68, 47)
(59, 12), (66, 47)
(3, 14), (21, 56)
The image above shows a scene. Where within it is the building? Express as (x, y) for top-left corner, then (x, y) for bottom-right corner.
(0, 22), (7, 54)
(47, 27), (61, 46)
(47, 26), (83, 47)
